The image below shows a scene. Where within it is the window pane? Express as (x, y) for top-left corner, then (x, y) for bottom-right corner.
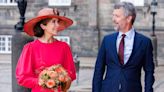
(2, 42), (5, 46)
(2, 47), (5, 51)
(8, 37), (11, 41)
(8, 43), (11, 46)
(0, 0), (7, 3)
(8, 48), (11, 51)
(2, 37), (5, 41)
(0, 0), (4, 3)
(10, 0), (16, 3)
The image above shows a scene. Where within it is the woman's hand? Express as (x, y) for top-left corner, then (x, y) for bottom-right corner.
(61, 77), (71, 92)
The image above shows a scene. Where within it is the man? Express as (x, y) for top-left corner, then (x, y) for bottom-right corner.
(92, 2), (154, 92)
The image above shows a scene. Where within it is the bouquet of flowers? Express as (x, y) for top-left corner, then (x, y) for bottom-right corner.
(38, 64), (70, 91)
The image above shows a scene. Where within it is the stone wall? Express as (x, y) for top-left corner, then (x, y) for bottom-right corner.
(59, 28), (98, 56)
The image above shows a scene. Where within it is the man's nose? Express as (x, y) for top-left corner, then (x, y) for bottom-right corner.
(112, 17), (116, 23)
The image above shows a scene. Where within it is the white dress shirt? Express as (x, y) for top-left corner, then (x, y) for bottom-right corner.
(116, 27), (135, 64)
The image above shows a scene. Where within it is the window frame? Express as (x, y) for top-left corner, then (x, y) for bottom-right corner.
(0, 0), (17, 6)
(0, 35), (12, 54)
(48, 0), (71, 6)
(54, 36), (70, 45)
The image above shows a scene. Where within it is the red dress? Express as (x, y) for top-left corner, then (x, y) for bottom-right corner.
(16, 39), (76, 92)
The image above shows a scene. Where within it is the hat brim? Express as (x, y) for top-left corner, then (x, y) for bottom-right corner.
(24, 15), (73, 36)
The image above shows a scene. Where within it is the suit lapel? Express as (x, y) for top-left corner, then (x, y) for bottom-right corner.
(125, 32), (143, 65)
(110, 32), (120, 65)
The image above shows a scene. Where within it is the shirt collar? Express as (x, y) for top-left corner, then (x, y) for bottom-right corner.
(118, 27), (135, 39)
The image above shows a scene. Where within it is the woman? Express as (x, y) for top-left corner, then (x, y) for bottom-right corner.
(15, 8), (76, 92)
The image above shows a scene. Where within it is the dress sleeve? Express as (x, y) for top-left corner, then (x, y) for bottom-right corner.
(15, 43), (38, 88)
(63, 43), (76, 81)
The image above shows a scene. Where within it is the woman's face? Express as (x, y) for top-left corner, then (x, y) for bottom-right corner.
(41, 18), (60, 36)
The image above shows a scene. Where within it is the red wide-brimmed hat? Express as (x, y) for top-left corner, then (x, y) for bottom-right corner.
(24, 8), (73, 36)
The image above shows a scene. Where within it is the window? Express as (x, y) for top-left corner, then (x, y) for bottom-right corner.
(0, 35), (12, 54)
(120, 0), (144, 6)
(48, 0), (71, 6)
(54, 36), (70, 45)
(0, 0), (17, 6)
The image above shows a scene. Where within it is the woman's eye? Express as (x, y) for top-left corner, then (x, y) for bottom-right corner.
(51, 19), (60, 24)
(53, 20), (56, 23)
(57, 20), (61, 23)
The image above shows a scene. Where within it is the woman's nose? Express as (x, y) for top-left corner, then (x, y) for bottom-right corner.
(56, 22), (59, 27)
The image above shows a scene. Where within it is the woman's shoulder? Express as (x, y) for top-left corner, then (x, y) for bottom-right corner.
(56, 40), (70, 48)
(23, 40), (38, 49)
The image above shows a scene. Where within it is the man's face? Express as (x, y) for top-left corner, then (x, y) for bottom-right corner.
(112, 8), (129, 32)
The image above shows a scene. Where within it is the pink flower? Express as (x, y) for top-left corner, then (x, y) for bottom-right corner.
(58, 75), (65, 82)
(48, 71), (58, 78)
(46, 79), (55, 88)
(39, 70), (48, 76)
(38, 79), (44, 86)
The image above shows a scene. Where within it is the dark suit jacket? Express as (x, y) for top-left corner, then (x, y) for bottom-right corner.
(92, 31), (155, 92)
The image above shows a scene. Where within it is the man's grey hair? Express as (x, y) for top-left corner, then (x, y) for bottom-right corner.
(114, 2), (136, 24)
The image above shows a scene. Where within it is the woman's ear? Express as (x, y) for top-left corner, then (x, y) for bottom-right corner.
(40, 24), (46, 30)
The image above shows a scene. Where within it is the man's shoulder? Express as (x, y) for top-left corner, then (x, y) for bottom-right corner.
(135, 32), (151, 42)
(104, 32), (118, 39)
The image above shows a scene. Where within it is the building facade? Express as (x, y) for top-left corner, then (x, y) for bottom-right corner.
(0, 0), (164, 62)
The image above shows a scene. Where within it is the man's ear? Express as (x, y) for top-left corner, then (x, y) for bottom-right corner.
(40, 24), (46, 30)
(127, 16), (133, 23)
